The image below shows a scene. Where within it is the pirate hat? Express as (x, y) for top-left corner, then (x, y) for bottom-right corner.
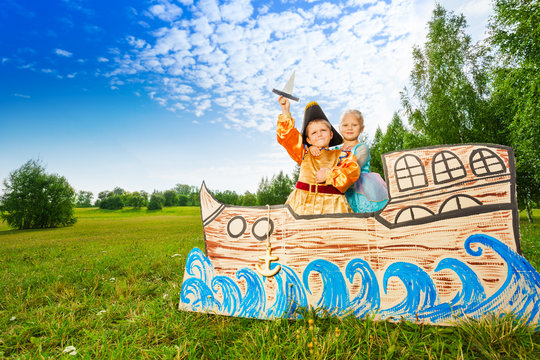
(301, 101), (343, 147)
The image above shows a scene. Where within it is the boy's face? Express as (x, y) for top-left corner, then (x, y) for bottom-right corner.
(306, 120), (333, 148)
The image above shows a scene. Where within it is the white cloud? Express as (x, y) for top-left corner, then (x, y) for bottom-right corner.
(148, 1), (183, 22)
(55, 48), (73, 57)
(220, 0), (253, 23)
(127, 36), (147, 49)
(111, 0), (493, 135)
(14, 93), (30, 98)
(197, 0), (221, 22)
(312, 2), (341, 19)
(97, 57), (109, 62)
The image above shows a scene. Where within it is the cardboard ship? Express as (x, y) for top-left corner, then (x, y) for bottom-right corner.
(179, 144), (540, 326)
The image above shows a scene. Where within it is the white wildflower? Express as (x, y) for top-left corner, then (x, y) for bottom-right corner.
(63, 345), (77, 355)
(97, 310), (107, 316)
(109, 277), (115, 282)
(163, 293), (168, 300)
(10, 316), (16, 321)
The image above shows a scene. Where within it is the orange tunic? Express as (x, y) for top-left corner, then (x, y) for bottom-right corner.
(277, 113), (360, 215)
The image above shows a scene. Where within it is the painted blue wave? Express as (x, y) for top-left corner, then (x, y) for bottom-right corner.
(303, 259), (350, 315)
(414, 258), (487, 323)
(180, 248), (220, 312)
(380, 262), (438, 320)
(237, 268), (266, 318)
(463, 234), (540, 324)
(434, 258), (486, 308)
(212, 276), (242, 316)
(346, 258), (380, 316)
(266, 263), (307, 318)
(179, 235), (540, 326)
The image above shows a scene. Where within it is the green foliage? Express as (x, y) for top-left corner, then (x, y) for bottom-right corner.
(99, 195), (124, 210)
(95, 190), (111, 207)
(163, 190), (178, 207)
(123, 191), (147, 209)
(75, 190), (93, 208)
(147, 192), (164, 210)
(257, 171), (294, 206)
(177, 194), (189, 206)
(490, 0), (540, 222)
(0, 159), (76, 229)
(401, 4), (499, 145)
(241, 191), (257, 206)
(174, 183), (199, 206)
(213, 190), (240, 205)
(490, 0), (540, 65)
(112, 187), (125, 196)
(174, 183), (197, 196)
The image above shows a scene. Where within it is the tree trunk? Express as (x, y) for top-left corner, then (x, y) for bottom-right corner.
(526, 205), (533, 223)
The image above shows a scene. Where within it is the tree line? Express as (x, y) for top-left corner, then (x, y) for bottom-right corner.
(77, 169), (299, 210)
(88, 184), (200, 210)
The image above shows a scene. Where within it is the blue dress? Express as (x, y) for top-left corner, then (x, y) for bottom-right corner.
(342, 143), (389, 213)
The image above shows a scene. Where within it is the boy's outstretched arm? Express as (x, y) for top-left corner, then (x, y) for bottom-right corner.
(276, 96), (303, 165)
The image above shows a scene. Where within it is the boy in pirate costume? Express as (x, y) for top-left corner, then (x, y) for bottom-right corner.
(277, 96), (360, 215)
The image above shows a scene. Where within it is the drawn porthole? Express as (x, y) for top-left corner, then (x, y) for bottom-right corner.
(470, 148), (506, 177)
(252, 217), (274, 241)
(227, 216), (247, 238)
(394, 206), (434, 224)
(439, 195), (482, 214)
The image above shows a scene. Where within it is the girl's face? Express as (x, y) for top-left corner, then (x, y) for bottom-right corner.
(306, 120), (333, 148)
(340, 113), (364, 141)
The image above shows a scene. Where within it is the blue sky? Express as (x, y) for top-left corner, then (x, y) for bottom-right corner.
(0, 0), (492, 198)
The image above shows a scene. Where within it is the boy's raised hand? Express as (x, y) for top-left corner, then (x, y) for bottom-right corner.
(309, 146), (322, 157)
(278, 96), (290, 114)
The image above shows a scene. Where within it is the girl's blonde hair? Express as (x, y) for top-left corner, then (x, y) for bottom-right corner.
(340, 109), (364, 127)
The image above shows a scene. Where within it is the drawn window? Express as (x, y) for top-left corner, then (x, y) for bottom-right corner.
(470, 148), (506, 176)
(395, 206), (434, 223)
(439, 195), (482, 214)
(394, 155), (428, 191)
(432, 151), (466, 184)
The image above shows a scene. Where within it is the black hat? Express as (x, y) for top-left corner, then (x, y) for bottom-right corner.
(301, 101), (343, 147)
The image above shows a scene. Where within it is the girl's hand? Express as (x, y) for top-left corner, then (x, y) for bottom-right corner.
(309, 146), (321, 157)
(278, 96), (290, 114)
(315, 168), (329, 183)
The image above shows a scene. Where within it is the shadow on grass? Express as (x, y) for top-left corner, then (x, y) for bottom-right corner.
(0, 227), (62, 237)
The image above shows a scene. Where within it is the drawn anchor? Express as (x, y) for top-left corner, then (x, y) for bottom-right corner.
(256, 243), (281, 277)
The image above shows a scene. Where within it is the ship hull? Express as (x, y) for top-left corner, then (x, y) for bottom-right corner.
(179, 144), (540, 326)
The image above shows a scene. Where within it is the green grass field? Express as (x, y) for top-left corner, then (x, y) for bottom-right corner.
(1, 207), (539, 359)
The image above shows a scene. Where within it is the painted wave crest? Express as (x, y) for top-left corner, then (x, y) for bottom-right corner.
(179, 235), (540, 326)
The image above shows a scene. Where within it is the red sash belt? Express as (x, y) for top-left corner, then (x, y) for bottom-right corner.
(296, 181), (342, 194)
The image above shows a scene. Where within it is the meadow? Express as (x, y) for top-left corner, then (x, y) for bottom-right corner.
(0, 207), (538, 359)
